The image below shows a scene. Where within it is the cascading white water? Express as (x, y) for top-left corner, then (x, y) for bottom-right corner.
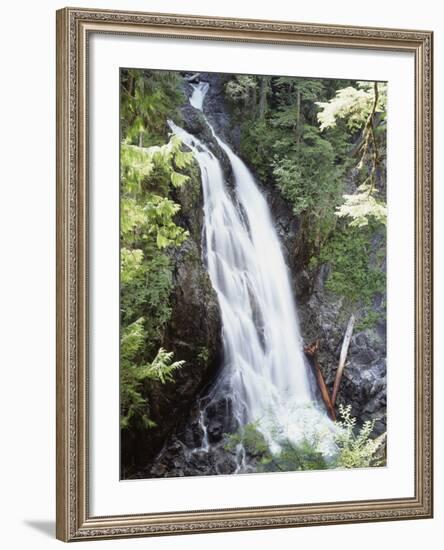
(169, 82), (335, 461)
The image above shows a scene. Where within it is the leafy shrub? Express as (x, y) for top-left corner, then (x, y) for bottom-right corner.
(120, 317), (185, 430)
(318, 223), (386, 308)
(224, 422), (269, 457)
(259, 439), (329, 472)
(223, 404), (384, 473)
(225, 75), (258, 104)
(335, 404), (382, 468)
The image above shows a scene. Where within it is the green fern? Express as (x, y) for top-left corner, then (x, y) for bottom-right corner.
(139, 347), (185, 385)
(120, 318), (185, 430)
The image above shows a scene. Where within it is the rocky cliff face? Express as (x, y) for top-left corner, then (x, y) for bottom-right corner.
(140, 177), (224, 469)
(298, 280), (387, 435)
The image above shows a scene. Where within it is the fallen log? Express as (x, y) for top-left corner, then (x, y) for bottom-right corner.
(331, 314), (355, 407)
(371, 431), (387, 466)
(186, 72), (201, 83)
(304, 340), (336, 421)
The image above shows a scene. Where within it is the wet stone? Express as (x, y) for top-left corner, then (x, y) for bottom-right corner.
(207, 420), (224, 443)
(215, 457), (237, 475)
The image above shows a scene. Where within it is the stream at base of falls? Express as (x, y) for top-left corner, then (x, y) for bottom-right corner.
(150, 81), (336, 477)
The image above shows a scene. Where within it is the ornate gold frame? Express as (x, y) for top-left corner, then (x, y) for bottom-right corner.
(56, 7), (433, 542)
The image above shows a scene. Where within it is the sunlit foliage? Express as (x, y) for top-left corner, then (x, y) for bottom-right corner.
(317, 82), (387, 228)
(120, 317), (185, 430)
(120, 69), (194, 431)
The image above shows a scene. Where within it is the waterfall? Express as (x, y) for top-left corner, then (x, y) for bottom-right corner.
(169, 82), (334, 466)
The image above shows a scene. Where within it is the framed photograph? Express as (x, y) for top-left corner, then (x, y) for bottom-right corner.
(56, 7), (433, 541)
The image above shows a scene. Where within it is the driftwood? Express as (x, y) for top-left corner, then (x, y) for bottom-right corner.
(331, 315), (355, 407)
(371, 432), (387, 466)
(304, 340), (336, 421)
(186, 73), (201, 83)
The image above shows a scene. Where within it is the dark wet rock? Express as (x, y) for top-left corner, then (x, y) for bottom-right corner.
(146, 429), (235, 478)
(201, 73), (238, 148)
(207, 420), (224, 443)
(179, 76), (234, 186)
(297, 285), (387, 435)
(150, 463), (168, 477)
(215, 456), (237, 475)
(180, 101), (207, 136)
(143, 178), (223, 452)
(180, 417), (205, 448)
(163, 440), (184, 458)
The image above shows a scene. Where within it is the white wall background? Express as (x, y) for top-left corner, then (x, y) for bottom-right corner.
(0, 0), (441, 547)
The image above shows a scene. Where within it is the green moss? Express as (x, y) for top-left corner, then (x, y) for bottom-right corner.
(197, 346), (210, 366)
(182, 158), (202, 202)
(355, 310), (384, 331)
(317, 223), (386, 325)
(224, 423), (269, 456)
(259, 439), (328, 472)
